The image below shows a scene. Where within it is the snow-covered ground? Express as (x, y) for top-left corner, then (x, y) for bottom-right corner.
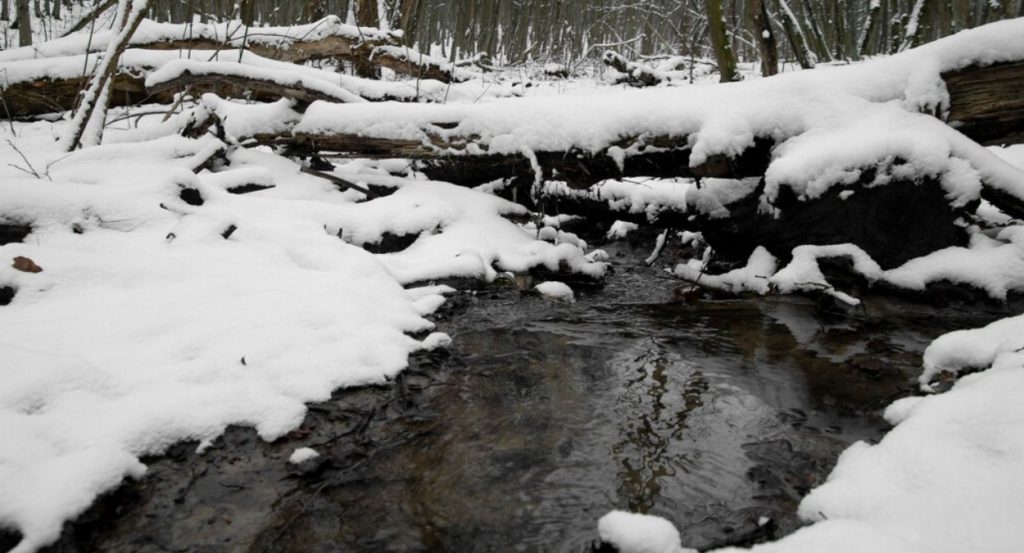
(3, 14), (1024, 553)
(0, 117), (605, 552)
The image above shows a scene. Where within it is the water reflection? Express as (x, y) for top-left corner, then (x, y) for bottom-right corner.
(33, 271), (1000, 553)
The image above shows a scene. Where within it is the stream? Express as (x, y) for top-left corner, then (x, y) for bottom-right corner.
(16, 239), (1010, 553)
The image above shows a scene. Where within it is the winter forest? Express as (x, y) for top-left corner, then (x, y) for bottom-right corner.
(2, 0), (1024, 552)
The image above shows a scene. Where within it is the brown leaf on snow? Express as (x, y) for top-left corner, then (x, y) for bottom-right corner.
(12, 256), (43, 273)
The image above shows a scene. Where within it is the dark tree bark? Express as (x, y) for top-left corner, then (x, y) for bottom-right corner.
(707, 0), (739, 82)
(16, 0), (31, 46)
(63, 0), (146, 151)
(354, 0), (381, 78)
(775, 0), (815, 68)
(858, 1), (882, 58)
(749, 0), (779, 76)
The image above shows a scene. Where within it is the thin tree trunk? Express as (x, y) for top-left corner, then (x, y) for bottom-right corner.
(858, 0), (881, 57)
(775, 0), (815, 69)
(240, 0), (254, 26)
(353, 0), (380, 77)
(62, 0), (147, 151)
(801, 0), (833, 61)
(61, 0), (117, 37)
(749, 0), (779, 76)
(16, 0), (31, 46)
(707, 0), (739, 82)
(902, 0), (937, 51)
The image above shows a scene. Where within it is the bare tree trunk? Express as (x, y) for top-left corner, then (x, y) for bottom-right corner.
(354, 0), (380, 77)
(1, 0), (10, 21)
(749, 0), (779, 76)
(62, 0), (147, 151)
(398, 0), (418, 36)
(60, 0), (117, 37)
(707, 0), (739, 82)
(16, 0), (31, 46)
(858, 0), (882, 57)
(902, 0), (938, 51)
(240, 0), (254, 26)
(775, 0), (815, 69)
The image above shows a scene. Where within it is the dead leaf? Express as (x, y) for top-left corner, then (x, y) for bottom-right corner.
(12, 256), (42, 273)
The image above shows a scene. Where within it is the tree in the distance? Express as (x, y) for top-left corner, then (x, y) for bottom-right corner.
(707, 0), (739, 82)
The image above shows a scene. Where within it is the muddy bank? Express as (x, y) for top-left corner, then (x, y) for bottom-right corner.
(4, 239), (1010, 553)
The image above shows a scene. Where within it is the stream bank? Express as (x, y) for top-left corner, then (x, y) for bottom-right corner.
(8, 238), (1012, 553)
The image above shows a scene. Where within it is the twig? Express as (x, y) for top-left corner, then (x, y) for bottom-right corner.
(0, 85), (17, 134)
(6, 139), (41, 178)
(299, 166), (379, 198)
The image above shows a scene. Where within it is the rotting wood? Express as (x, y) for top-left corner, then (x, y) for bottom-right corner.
(253, 132), (774, 188)
(539, 175), (970, 271)
(943, 60), (1024, 145)
(370, 46), (472, 84)
(146, 71), (358, 111)
(1, 72), (155, 118)
(693, 178), (970, 270)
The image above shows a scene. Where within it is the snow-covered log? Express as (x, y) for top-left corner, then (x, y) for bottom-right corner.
(254, 131), (774, 186)
(0, 73), (153, 118)
(943, 60), (1024, 146)
(538, 174), (967, 270)
(0, 17), (400, 66)
(601, 51), (666, 87)
(0, 48), (451, 118)
(144, 60), (366, 109)
(370, 46), (477, 84)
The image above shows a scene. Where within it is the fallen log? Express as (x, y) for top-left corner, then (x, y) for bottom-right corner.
(538, 175), (969, 270)
(233, 53), (1024, 190)
(254, 131), (775, 187)
(422, 143), (773, 186)
(943, 60), (1024, 146)
(1, 72), (156, 118)
(146, 67), (362, 111)
(370, 46), (476, 84)
(602, 51), (666, 87)
(695, 178), (969, 270)
(0, 17), (400, 67)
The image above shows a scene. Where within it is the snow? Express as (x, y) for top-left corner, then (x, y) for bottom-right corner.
(0, 16), (398, 62)
(534, 281), (575, 303)
(145, 58), (368, 104)
(674, 246), (777, 295)
(371, 45), (478, 82)
(920, 313), (1024, 389)
(285, 19), (1024, 216)
(607, 220), (639, 239)
(0, 118), (606, 552)
(674, 223), (1024, 305)
(598, 316), (1024, 553)
(288, 447), (320, 464)
(4, 14), (1024, 553)
(597, 511), (694, 553)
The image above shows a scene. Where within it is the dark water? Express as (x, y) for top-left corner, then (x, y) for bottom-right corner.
(15, 244), (1004, 553)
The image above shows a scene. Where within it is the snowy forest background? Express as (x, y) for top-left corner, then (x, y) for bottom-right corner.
(5, 0), (1024, 70)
